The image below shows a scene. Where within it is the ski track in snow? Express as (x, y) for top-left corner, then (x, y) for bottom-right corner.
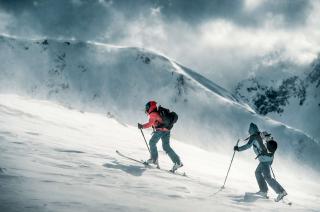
(0, 94), (319, 212)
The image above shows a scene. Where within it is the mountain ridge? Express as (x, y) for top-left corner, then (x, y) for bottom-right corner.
(234, 54), (320, 141)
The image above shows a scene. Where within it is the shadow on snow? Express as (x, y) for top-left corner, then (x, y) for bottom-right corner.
(103, 160), (146, 177)
(229, 192), (270, 204)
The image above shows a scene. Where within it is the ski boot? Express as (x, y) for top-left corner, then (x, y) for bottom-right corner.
(146, 158), (160, 168)
(255, 191), (268, 198)
(170, 162), (183, 173)
(275, 190), (287, 202)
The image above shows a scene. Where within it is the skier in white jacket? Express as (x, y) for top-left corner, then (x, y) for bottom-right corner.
(234, 123), (287, 202)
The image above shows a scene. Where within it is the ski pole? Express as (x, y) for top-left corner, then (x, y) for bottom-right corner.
(140, 129), (151, 154)
(221, 139), (240, 189)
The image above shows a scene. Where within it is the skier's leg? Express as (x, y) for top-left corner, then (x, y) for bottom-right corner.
(255, 162), (268, 192)
(261, 163), (285, 194)
(161, 131), (181, 164)
(149, 131), (161, 162)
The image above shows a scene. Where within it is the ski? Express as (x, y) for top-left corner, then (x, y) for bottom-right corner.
(115, 150), (187, 177)
(116, 150), (149, 166)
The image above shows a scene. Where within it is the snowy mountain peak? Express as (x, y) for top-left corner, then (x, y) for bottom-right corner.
(234, 54), (320, 141)
(0, 34), (238, 105)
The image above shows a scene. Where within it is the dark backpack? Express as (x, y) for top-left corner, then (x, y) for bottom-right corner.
(260, 131), (277, 154)
(158, 106), (178, 130)
(266, 139), (277, 154)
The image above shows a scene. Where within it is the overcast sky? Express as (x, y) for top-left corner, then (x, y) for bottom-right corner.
(0, 0), (319, 88)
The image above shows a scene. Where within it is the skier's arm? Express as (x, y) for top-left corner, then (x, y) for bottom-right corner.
(238, 137), (254, 151)
(142, 116), (156, 129)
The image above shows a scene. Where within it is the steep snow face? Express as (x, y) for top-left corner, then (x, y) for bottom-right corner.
(1, 95), (320, 212)
(0, 35), (320, 172)
(307, 57), (320, 86)
(234, 55), (320, 141)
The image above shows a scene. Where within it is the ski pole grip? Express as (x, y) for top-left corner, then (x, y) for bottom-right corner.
(236, 139), (240, 146)
(233, 139), (240, 151)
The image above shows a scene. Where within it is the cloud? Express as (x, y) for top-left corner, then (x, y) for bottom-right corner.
(0, 0), (312, 39)
(0, 0), (117, 40)
(156, 0), (312, 28)
(0, 0), (319, 89)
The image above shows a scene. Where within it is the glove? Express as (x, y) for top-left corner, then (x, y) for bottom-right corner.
(138, 123), (143, 129)
(234, 146), (239, 151)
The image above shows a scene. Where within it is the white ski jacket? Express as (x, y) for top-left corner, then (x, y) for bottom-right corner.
(238, 133), (273, 163)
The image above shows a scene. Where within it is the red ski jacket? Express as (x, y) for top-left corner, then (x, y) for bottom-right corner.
(142, 112), (169, 131)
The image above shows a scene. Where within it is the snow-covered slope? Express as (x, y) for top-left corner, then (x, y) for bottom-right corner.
(0, 35), (320, 172)
(234, 55), (320, 141)
(1, 94), (319, 211)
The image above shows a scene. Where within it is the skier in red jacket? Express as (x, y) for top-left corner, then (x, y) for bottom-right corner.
(138, 101), (183, 172)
